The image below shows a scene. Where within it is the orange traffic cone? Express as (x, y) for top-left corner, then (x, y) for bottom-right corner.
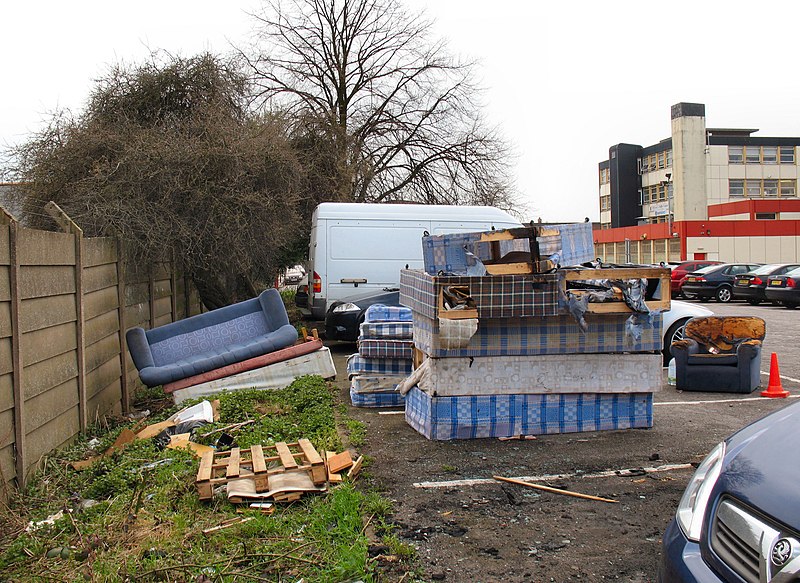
(761, 353), (789, 398)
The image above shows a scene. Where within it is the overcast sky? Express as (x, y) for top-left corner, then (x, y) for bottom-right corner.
(3, 1), (800, 222)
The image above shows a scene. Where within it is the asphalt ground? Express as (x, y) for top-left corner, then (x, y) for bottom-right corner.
(322, 299), (799, 581)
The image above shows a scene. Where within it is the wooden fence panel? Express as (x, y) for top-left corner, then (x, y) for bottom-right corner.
(20, 323), (77, 367)
(0, 221), (199, 494)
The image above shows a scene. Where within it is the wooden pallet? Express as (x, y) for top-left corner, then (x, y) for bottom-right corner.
(562, 267), (671, 313)
(196, 439), (326, 500)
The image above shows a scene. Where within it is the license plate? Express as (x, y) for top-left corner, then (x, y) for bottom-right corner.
(686, 277), (695, 282)
(770, 280), (783, 286)
(738, 279), (750, 285)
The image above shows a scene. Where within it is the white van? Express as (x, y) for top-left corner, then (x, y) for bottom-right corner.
(305, 202), (522, 319)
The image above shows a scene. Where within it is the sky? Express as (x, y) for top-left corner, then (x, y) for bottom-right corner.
(3, 0), (800, 222)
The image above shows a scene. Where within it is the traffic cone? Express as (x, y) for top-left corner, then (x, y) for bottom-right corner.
(761, 353), (789, 398)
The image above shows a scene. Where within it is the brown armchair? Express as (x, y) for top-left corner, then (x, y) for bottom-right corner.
(670, 316), (766, 393)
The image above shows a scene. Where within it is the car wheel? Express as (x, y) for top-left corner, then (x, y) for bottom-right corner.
(747, 299), (761, 306)
(716, 286), (733, 303)
(663, 318), (690, 366)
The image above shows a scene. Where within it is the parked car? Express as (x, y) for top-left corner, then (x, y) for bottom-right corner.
(670, 260), (723, 298)
(324, 287), (401, 341)
(326, 288), (712, 365)
(283, 264), (306, 285)
(732, 263), (800, 305)
(658, 399), (800, 582)
(764, 266), (800, 308)
(681, 263), (763, 303)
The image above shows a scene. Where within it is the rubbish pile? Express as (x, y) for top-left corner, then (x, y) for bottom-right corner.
(397, 223), (667, 440)
(347, 305), (414, 408)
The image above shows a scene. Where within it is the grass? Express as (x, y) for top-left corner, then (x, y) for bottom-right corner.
(0, 375), (410, 582)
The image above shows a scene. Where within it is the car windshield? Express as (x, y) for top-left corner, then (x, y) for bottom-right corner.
(750, 264), (782, 275)
(785, 267), (800, 277)
(693, 264), (721, 274)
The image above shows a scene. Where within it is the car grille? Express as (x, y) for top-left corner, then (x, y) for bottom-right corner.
(711, 498), (798, 583)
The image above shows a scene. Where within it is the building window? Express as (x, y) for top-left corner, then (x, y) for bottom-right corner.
(763, 179), (779, 197)
(745, 146), (761, 164)
(755, 213), (777, 220)
(746, 179), (761, 197)
(666, 149), (673, 167)
(762, 146), (778, 164)
(658, 151), (666, 169)
(600, 195), (611, 211)
(781, 179), (797, 197)
(729, 179), (744, 197)
(780, 146), (795, 164)
(728, 146), (744, 164)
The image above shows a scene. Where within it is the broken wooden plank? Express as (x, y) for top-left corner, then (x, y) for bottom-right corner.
(326, 451), (353, 474)
(347, 455), (364, 479)
(493, 475), (618, 504)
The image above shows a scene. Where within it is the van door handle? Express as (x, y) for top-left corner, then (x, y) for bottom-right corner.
(341, 278), (367, 287)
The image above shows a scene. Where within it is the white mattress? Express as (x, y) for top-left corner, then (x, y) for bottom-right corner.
(172, 347), (337, 403)
(399, 353), (662, 397)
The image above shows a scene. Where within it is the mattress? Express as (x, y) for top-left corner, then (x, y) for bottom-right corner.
(421, 223), (595, 275)
(412, 312), (663, 358)
(350, 388), (406, 408)
(359, 322), (413, 340)
(346, 353), (414, 377)
(399, 353), (662, 397)
(350, 375), (404, 393)
(358, 339), (414, 359)
(171, 347), (337, 404)
(400, 269), (560, 320)
(404, 387), (654, 440)
(364, 304), (413, 323)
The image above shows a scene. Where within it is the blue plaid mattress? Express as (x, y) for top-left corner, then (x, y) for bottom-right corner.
(358, 339), (414, 359)
(359, 322), (413, 340)
(350, 375), (404, 393)
(350, 388), (406, 408)
(346, 353), (414, 377)
(365, 304), (413, 323)
(412, 312), (662, 358)
(404, 388), (653, 440)
(400, 269), (560, 320)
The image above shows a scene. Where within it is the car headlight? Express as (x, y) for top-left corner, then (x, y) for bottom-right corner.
(331, 303), (360, 313)
(676, 441), (725, 541)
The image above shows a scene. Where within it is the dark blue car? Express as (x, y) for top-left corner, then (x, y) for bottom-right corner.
(658, 399), (800, 581)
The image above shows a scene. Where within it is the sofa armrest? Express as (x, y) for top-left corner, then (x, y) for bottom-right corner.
(736, 339), (762, 361)
(126, 327), (155, 371)
(671, 338), (699, 364)
(258, 288), (291, 331)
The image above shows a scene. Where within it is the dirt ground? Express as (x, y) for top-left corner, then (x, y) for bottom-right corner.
(326, 300), (798, 582)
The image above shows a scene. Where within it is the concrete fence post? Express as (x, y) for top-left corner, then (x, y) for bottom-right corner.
(44, 202), (87, 432)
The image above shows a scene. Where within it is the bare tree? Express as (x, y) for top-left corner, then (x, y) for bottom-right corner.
(245, 0), (516, 208)
(11, 53), (306, 308)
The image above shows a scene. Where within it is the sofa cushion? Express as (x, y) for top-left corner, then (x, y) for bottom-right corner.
(149, 311), (270, 367)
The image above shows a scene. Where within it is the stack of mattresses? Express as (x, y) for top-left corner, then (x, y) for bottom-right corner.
(348, 305), (414, 407)
(398, 224), (664, 440)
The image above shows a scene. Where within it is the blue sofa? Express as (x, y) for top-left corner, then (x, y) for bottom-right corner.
(126, 289), (298, 387)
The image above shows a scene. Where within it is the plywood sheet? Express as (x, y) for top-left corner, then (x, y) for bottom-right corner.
(17, 228), (75, 266)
